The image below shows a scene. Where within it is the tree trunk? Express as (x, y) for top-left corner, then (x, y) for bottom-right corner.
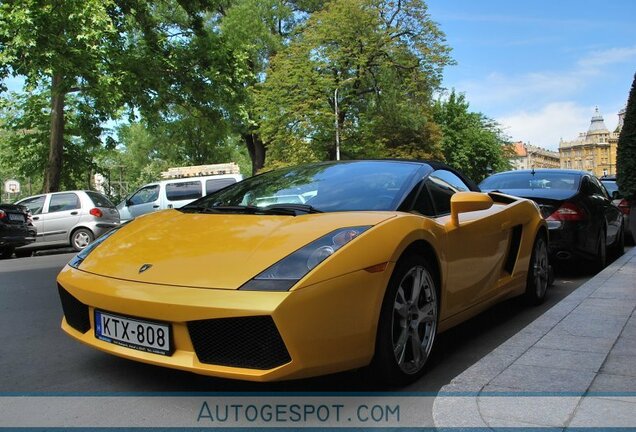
(44, 74), (66, 193)
(242, 133), (266, 175)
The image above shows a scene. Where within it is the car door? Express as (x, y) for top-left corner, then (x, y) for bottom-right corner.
(422, 170), (510, 318)
(16, 195), (46, 243)
(589, 176), (621, 244)
(42, 192), (82, 244)
(127, 184), (161, 218)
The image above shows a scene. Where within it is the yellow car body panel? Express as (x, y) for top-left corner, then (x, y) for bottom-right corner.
(57, 191), (546, 381)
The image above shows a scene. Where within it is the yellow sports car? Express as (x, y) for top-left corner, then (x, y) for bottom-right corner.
(57, 160), (548, 384)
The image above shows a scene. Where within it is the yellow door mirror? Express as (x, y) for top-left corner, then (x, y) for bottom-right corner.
(450, 192), (494, 226)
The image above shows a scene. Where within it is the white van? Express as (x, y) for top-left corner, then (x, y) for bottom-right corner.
(117, 174), (242, 222)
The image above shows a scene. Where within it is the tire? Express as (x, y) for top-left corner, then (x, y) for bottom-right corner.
(525, 234), (549, 305)
(15, 250), (33, 258)
(0, 247), (14, 259)
(71, 228), (94, 252)
(593, 229), (607, 273)
(609, 222), (625, 259)
(370, 253), (439, 386)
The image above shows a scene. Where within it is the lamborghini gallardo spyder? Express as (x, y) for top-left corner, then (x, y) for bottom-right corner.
(57, 160), (548, 384)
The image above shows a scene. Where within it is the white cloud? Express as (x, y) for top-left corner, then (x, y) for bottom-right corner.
(453, 45), (636, 112)
(578, 46), (636, 68)
(497, 102), (592, 151)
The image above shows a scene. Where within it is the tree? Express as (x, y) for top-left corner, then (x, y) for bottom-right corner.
(0, 0), (234, 191)
(432, 91), (511, 183)
(254, 0), (452, 168)
(617, 73), (636, 200)
(0, 90), (107, 192)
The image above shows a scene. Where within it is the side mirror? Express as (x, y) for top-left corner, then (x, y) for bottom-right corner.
(126, 199), (134, 207)
(450, 192), (494, 226)
(611, 190), (621, 200)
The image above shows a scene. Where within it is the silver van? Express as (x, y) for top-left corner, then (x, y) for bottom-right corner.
(15, 190), (120, 255)
(117, 174), (242, 222)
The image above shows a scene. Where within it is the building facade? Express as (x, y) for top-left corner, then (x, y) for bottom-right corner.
(510, 141), (560, 170)
(559, 107), (622, 177)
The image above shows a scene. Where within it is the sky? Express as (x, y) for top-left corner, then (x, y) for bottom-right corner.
(426, 0), (636, 151)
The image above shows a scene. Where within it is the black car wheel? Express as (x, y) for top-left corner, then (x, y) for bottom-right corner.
(370, 253), (438, 386)
(0, 247), (14, 259)
(609, 222), (625, 259)
(15, 250), (33, 258)
(593, 230), (607, 273)
(525, 234), (549, 305)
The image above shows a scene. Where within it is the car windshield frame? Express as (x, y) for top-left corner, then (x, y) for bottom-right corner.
(480, 171), (582, 191)
(181, 161), (427, 214)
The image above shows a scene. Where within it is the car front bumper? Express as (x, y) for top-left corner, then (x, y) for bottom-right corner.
(57, 264), (393, 381)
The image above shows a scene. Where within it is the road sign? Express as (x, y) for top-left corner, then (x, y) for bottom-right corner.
(4, 179), (20, 194)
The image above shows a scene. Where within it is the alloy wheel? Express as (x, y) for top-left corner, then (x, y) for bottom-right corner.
(391, 265), (437, 375)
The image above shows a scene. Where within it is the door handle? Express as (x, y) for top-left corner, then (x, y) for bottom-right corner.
(153, 205), (160, 208)
(70, 211), (78, 215)
(33, 216), (39, 221)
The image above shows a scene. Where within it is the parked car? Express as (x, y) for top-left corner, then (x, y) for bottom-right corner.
(600, 175), (632, 243)
(58, 160), (548, 385)
(15, 190), (120, 255)
(480, 169), (624, 270)
(117, 174), (242, 222)
(0, 203), (36, 258)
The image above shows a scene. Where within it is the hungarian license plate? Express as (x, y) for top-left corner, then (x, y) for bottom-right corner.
(94, 310), (172, 355)
(8, 213), (24, 222)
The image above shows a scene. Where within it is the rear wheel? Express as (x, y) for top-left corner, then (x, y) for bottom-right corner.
(71, 228), (94, 252)
(370, 254), (438, 386)
(609, 223), (625, 259)
(593, 230), (607, 273)
(525, 234), (549, 305)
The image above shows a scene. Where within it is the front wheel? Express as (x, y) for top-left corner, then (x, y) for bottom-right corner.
(370, 254), (438, 386)
(71, 228), (94, 252)
(525, 234), (549, 305)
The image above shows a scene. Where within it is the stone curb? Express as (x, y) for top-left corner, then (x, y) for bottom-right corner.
(432, 246), (636, 428)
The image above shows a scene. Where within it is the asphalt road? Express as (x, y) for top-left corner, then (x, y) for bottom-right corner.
(1, 249), (612, 394)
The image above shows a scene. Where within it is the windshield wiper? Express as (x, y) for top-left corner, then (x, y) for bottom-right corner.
(180, 204), (322, 216)
(263, 204), (323, 214)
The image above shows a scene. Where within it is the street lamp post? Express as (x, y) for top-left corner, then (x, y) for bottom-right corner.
(334, 77), (356, 161)
(334, 87), (341, 161)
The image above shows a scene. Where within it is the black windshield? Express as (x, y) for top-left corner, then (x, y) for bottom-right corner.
(182, 161), (424, 213)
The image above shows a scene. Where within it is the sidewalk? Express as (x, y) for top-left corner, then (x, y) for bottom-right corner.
(433, 246), (636, 428)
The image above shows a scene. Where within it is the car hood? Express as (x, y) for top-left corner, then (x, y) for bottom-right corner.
(77, 209), (395, 289)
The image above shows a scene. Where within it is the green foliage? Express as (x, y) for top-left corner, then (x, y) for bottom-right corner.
(617, 73), (636, 200)
(432, 90), (511, 183)
(0, 90), (106, 191)
(255, 0), (452, 168)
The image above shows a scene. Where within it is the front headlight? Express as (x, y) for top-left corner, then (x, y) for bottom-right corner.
(68, 226), (121, 269)
(240, 226), (371, 291)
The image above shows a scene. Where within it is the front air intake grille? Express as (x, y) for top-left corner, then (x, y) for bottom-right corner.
(187, 316), (291, 370)
(58, 284), (91, 333)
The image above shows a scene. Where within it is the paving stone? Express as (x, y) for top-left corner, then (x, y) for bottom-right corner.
(432, 394), (485, 428)
(449, 352), (520, 387)
(535, 332), (615, 354)
(488, 364), (596, 392)
(600, 353), (636, 378)
(588, 373), (636, 393)
(482, 416), (565, 429)
(477, 390), (580, 427)
(573, 297), (636, 316)
(611, 336), (636, 356)
(551, 314), (626, 339)
(569, 396), (636, 427)
(515, 347), (607, 372)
